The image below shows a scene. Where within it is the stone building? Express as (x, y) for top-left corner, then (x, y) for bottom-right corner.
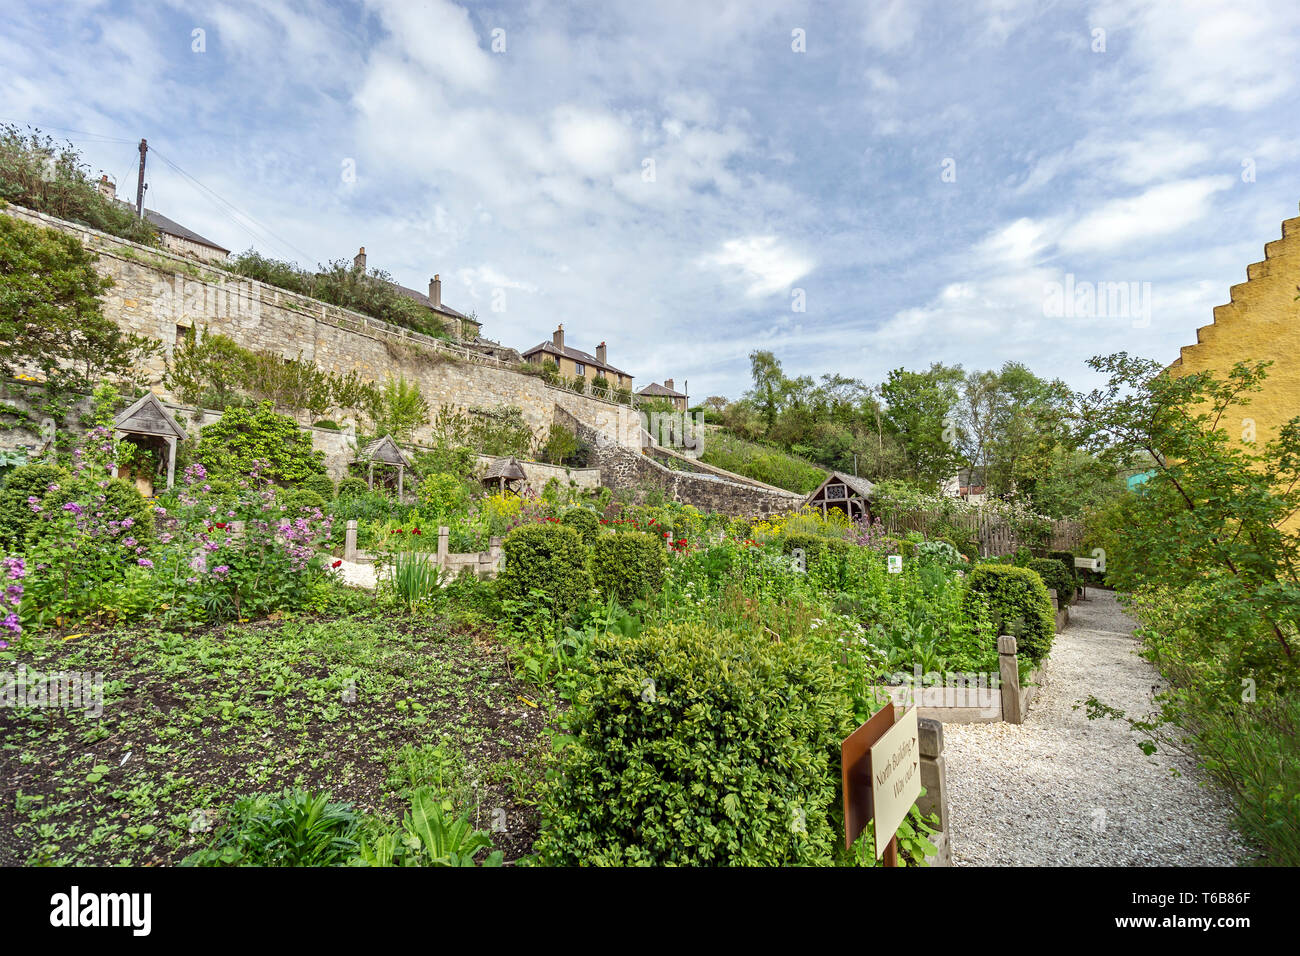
(636, 379), (688, 411)
(522, 325), (633, 391)
(351, 247), (483, 341)
(96, 176), (230, 263)
(1169, 200), (1300, 524)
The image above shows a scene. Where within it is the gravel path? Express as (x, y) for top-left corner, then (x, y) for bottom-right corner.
(944, 590), (1250, 866)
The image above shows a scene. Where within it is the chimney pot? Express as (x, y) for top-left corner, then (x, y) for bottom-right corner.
(354, 246), (367, 270)
(96, 175), (116, 201)
(665, 378), (674, 391)
(553, 325), (565, 350)
(430, 274), (441, 308)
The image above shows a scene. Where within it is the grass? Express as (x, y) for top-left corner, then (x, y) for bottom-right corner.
(698, 430), (827, 494)
(0, 612), (550, 865)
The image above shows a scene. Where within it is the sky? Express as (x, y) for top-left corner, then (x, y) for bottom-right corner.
(2, 0), (1297, 402)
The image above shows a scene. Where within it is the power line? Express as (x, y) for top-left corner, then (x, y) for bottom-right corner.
(148, 146), (318, 264)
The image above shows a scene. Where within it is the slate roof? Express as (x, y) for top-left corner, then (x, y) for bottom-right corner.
(115, 200), (229, 253)
(636, 382), (685, 398)
(391, 283), (480, 326)
(522, 341), (631, 378)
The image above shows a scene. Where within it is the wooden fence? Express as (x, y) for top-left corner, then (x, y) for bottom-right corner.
(880, 508), (1084, 558)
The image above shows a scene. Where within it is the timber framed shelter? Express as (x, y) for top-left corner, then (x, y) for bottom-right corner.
(803, 471), (875, 521)
(359, 435), (414, 498)
(481, 456), (528, 495)
(111, 392), (189, 492)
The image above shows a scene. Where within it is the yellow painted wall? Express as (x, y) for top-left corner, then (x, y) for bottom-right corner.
(1170, 202), (1300, 522)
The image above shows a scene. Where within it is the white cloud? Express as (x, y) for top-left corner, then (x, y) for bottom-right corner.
(1059, 175), (1234, 254)
(698, 236), (814, 298)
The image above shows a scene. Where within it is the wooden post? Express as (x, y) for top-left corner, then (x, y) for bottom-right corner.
(367, 463), (374, 490)
(917, 717), (951, 866)
(344, 519), (357, 562)
(998, 635), (1022, 724)
(397, 465), (404, 500)
(165, 435), (177, 491)
(437, 526), (450, 569)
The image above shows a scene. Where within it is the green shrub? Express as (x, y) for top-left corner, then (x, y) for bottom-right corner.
(962, 564), (1055, 661)
(1048, 550), (1078, 592)
(536, 622), (853, 865)
(0, 463), (67, 548)
(727, 516), (753, 540)
(1027, 558), (1072, 602)
(560, 507), (601, 545)
(300, 473), (336, 500)
(337, 477), (369, 500)
(197, 402), (326, 484)
(100, 477), (155, 545)
(915, 539), (962, 565)
(880, 536), (916, 557)
(590, 530), (667, 604)
(282, 488), (328, 516)
(498, 523), (591, 618)
(416, 472), (468, 519)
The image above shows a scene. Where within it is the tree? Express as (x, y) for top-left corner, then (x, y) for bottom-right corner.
(1078, 352), (1300, 661)
(369, 374), (430, 442)
(0, 215), (159, 397)
(879, 364), (965, 488)
(745, 350), (787, 435)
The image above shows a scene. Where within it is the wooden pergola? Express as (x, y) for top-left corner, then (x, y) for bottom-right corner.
(802, 471), (875, 522)
(482, 456), (527, 496)
(359, 435), (414, 498)
(111, 393), (189, 492)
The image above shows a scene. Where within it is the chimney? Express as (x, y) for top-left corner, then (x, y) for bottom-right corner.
(97, 175), (116, 201)
(665, 378), (675, 392)
(596, 341), (607, 365)
(429, 274), (441, 308)
(354, 246), (366, 270)
(553, 324), (565, 351)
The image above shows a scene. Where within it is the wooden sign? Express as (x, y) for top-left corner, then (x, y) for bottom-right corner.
(869, 705), (920, 859)
(841, 703), (894, 852)
(1073, 556), (1100, 571)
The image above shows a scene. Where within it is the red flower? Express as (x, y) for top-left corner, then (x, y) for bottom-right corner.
(663, 531), (670, 538)
(412, 528), (422, 535)
(332, 559), (343, 568)
(214, 522), (228, 530)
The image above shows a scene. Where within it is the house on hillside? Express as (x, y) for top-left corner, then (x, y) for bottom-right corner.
(522, 325), (633, 391)
(636, 379), (688, 411)
(941, 466), (987, 503)
(351, 247), (483, 342)
(97, 176), (230, 263)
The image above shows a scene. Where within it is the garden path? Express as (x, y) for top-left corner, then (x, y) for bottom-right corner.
(943, 590), (1250, 866)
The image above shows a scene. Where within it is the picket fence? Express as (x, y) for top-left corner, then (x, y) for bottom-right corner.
(879, 508), (1084, 558)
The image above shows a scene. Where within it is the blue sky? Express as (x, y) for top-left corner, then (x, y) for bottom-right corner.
(2, 0), (1297, 401)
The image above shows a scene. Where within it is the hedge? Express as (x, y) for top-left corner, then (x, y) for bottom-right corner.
(0, 464), (66, 549)
(1027, 558), (1072, 603)
(590, 530), (667, 604)
(560, 507), (601, 546)
(498, 523), (591, 618)
(962, 564), (1056, 662)
(536, 622), (854, 865)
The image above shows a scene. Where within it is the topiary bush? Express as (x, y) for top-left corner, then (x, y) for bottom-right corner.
(0, 463), (67, 548)
(560, 507), (601, 546)
(300, 473), (336, 500)
(100, 477), (155, 546)
(536, 622), (854, 865)
(1027, 558), (1072, 603)
(281, 488), (327, 516)
(590, 530), (667, 604)
(962, 564), (1055, 662)
(336, 477), (369, 500)
(1048, 550), (1078, 594)
(498, 523), (591, 618)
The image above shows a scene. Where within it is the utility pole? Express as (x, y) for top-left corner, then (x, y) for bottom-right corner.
(135, 138), (148, 218)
